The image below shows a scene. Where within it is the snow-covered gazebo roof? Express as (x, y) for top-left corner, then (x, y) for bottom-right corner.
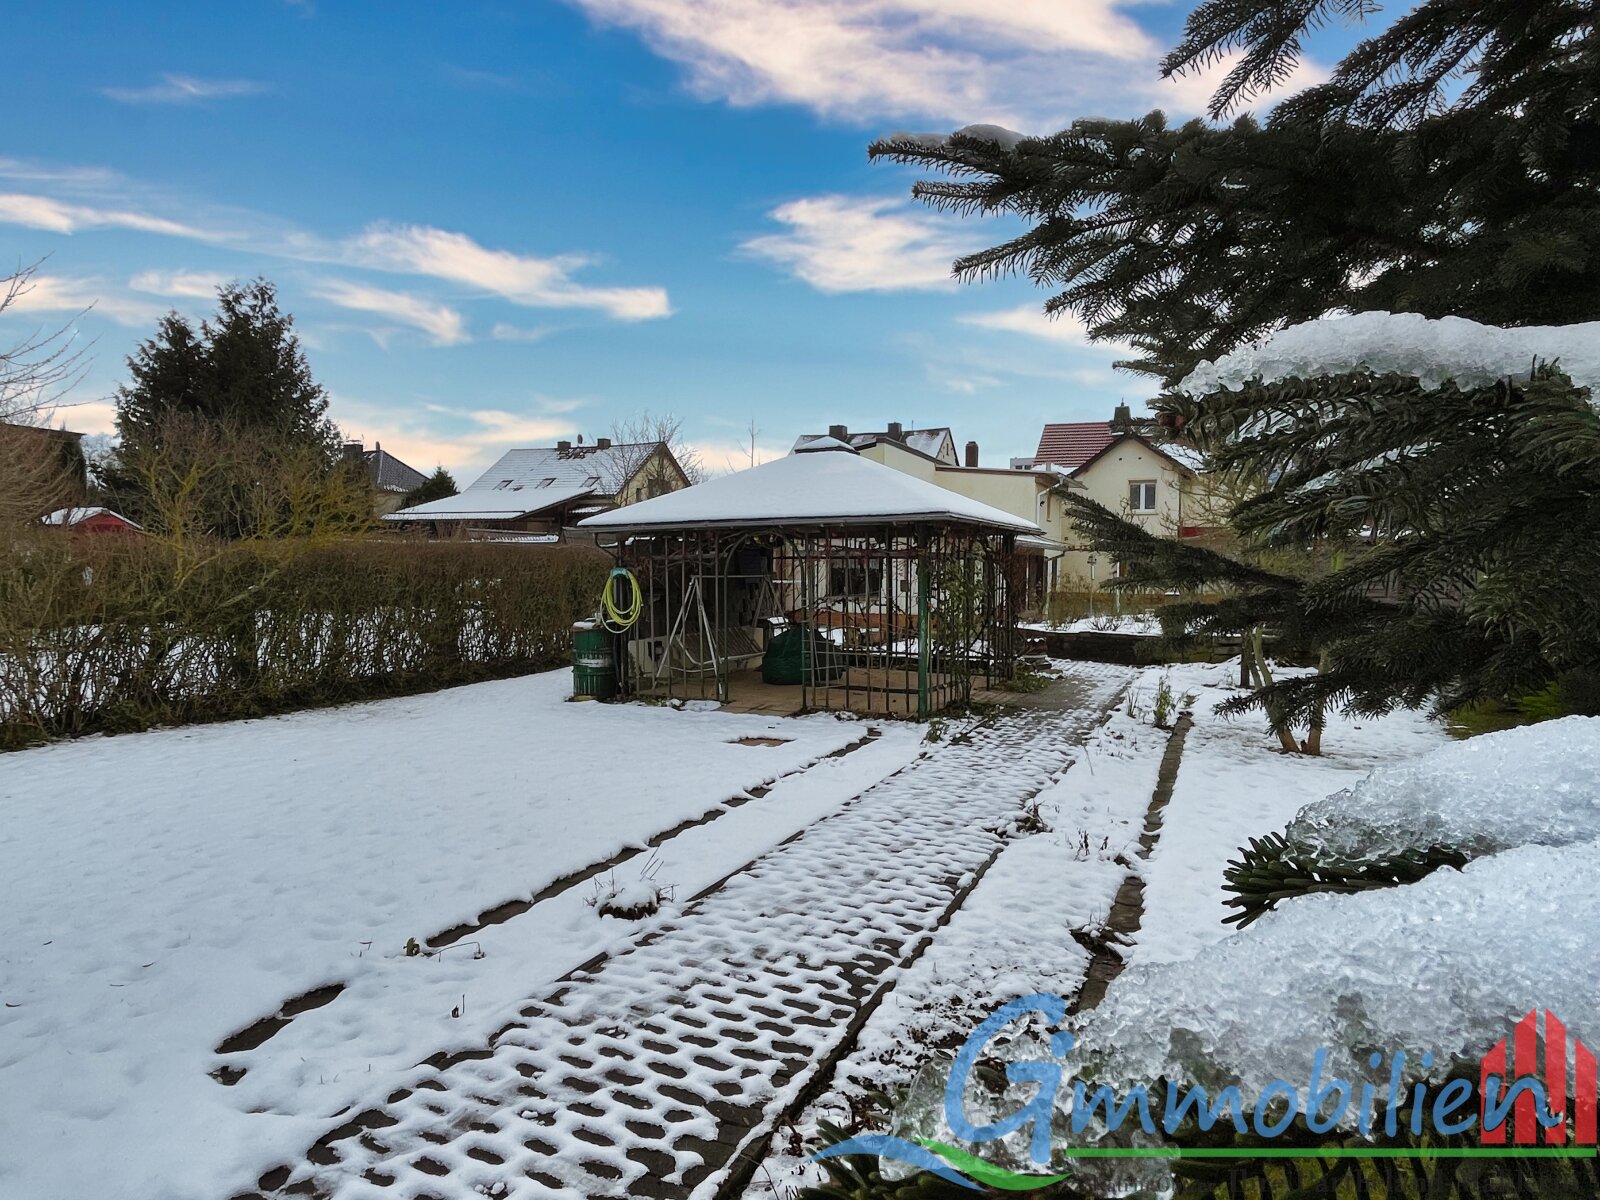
(578, 446), (1041, 535)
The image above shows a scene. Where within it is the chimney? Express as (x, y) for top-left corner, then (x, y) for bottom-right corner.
(827, 424), (849, 441)
(1111, 401), (1133, 431)
(341, 440), (364, 462)
(887, 421), (904, 441)
(964, 440), (979, 468)
(557, 439), (572, 451)
(596, 437), (612, 450)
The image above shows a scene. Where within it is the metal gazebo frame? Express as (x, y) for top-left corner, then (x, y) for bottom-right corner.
(592, 519), (1022, 719)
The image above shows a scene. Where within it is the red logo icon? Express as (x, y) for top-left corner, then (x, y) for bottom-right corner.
(1480, 1009), (1597, 1145)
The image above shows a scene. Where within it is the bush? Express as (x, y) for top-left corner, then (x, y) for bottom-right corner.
(0, 534), (607, 748)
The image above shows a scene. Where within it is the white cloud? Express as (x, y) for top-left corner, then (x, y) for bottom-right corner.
(0, 173), (670, 327)
(490, 322), (554, 343)
(3, 274), (170, 327)
(566, 0), (1157, 125)
(0, 192), (212, 239)
(314, 280), (469, 346)
(102, 74), (267, 104)
(958, 304), (1132, 353)
(740, 195), (976, 292)
(128, 269), (228, 298)
(344, 224), (672, 321)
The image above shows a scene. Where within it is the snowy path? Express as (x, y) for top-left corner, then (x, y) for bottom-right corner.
(241, 663), (1133, 1200)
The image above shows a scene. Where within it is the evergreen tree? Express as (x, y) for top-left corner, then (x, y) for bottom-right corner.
(400, 467), (459, 510)
(868, 2), (1599, 385)
(867, 1), (1600, 731)
(113, 279), (337, 456)
(105, 279), (348, 537)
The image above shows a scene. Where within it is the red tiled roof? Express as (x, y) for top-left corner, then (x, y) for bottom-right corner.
(1034, 421), (1116, 469)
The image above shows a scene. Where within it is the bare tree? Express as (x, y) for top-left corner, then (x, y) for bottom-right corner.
(606, 411), (706, 497)
(0, 261), (93, 529)
(742, 418), (761, 470)
(116, 411), (374, 578)
(1, 261), (91, 425)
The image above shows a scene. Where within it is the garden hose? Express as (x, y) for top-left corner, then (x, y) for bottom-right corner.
(599, 567), (643, 633)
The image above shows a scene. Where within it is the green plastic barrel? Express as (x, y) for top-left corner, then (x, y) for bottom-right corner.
(572, 624), (618, 700)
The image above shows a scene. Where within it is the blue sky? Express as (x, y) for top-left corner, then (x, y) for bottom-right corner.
(3, 1), (1353, 478)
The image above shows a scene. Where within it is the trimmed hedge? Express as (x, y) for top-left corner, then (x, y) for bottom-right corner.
(0, 536), (608, 748)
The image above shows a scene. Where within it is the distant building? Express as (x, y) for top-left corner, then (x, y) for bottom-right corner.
(342, 441), (429, 516)
(792, 423), (959, 464)
(385, 437), (691, 540)
(41, 506), (141, 534)
(1020, 403), (1217, 587)
(2, 421), (89, 500)
(793, 422), (1085, 615)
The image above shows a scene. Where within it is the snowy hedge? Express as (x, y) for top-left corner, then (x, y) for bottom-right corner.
(0, 537), (607, 747)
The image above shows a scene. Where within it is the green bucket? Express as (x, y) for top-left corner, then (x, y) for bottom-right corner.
(572, 624), (618, 700)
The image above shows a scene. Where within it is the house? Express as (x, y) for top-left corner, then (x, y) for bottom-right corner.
(1021, 403), (1217, 587)
(41, 506), (142, 534)
(385, 437), (690, 540)
(792, 423), (959, 464)
(343, 441), (429, 516)
(793, 423), (1084, 616)
(2, 421), (89, 499)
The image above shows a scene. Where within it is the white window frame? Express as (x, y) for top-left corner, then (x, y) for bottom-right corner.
(1129, 480), (1158, 513)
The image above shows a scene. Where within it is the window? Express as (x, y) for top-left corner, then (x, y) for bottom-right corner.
(535, 478), (557, 488)
(827, 563), (884, 598)
(1129, 480), (1157, 513)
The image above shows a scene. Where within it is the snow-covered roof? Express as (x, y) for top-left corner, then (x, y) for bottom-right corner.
(385, 484), (594, 522)
(384, 441), (668, 522)
(41, 506), (141, 529)
(1180, 312), (1600, 398)
(794, 435), (855, 454)
(579, 448), (1041, 534)
(792, 426), (956, 463)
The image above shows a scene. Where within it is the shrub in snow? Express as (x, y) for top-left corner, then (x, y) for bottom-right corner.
(1224, 718), (1600, 926)
(589, 854), (674, 920)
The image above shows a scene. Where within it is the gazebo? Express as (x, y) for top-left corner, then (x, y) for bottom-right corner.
(577, 442), (1040, 718)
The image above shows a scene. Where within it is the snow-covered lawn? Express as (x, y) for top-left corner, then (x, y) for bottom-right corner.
(0, 670), (925, 1200)
(1131, 659), (1450, 965)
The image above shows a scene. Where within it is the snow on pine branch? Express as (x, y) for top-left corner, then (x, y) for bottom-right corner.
(1179, 311), (1600, 400)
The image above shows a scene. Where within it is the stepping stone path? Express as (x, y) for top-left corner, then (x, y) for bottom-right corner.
(243, 663), (1131, 1200)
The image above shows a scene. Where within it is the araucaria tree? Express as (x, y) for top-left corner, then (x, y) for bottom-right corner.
(870, 1), (1600, 738)
(105, 278), (364, 539)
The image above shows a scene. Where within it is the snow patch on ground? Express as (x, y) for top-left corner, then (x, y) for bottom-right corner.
(0, 670), (924, 1200)
(1131, 659), (1450, 966)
